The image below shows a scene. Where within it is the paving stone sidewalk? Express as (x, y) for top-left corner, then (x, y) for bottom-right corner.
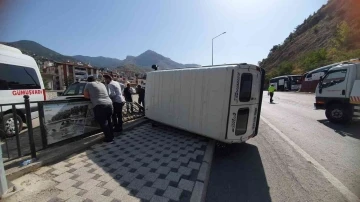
(6, 122), (209, 202)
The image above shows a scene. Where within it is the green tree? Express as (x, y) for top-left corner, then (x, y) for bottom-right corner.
(65, 76), (74, 87)
(298, 48), (328, 72)
(313, 25), (319, 34)
(332, 21), (350, 49)
(276, 61), (294, 75)
(270, 45), (280, 52)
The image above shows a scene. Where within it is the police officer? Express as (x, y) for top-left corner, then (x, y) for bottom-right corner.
(268, 84), (276, 103)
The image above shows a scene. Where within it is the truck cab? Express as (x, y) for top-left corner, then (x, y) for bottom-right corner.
(314, 62), (360, 123)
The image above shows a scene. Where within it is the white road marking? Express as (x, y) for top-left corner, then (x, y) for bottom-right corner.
(261, 116), (360, 202)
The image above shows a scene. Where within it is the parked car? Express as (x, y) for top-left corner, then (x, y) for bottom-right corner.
(51, 82), (86, 100)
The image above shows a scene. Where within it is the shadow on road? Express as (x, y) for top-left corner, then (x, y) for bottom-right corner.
(318, 119), (360, 140)
(206, 143), (271, 202)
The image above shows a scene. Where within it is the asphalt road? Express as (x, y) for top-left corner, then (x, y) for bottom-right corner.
(207, 92), (360, 202)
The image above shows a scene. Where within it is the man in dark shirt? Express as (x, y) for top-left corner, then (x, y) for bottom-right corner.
(137, 85), (145, 112)
(123, 83), (134, 113)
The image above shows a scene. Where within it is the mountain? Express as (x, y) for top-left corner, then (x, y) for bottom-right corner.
(259, 0), (360, 81)
(122, 50), (185, 69)
(2, 40), (198, 69)
(3, 40), (78, 63)
(72, 55), (122, 68)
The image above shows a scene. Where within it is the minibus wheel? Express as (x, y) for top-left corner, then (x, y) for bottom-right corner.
(0, 114), (23, 138)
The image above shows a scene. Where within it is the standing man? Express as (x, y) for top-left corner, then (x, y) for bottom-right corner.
(84, 76), (114, 143)
(137, 85), (145, 112)
(123, 83), (134, 113)
(103, 75), (125, 132)
(268, 84), (276, 103)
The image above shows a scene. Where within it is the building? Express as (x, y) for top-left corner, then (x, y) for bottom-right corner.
(41, 61), (151, 90)
(42, 61), (99, 90)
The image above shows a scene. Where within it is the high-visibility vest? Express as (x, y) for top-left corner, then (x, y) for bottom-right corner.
(268, 86), (276, 93)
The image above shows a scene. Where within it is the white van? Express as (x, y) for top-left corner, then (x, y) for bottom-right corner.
(0, 44), (45, 137)
(145, 64), (265, 143)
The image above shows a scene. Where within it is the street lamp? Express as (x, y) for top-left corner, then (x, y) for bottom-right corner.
(212, 32), (226, 65)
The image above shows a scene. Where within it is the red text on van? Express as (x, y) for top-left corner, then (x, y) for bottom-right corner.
(12, 90), (43, 96)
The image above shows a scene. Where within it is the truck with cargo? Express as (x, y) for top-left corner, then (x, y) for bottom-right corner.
(145, 64), (265, 143)
(314, 62), (360, 123)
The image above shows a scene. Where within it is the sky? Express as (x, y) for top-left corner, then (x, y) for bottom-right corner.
(0, 0), (327, 66)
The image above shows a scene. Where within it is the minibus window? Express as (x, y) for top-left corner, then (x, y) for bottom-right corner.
(239, 73), (252, 102)
(0, 63), (41, 90)
(235, 108), (249, 135)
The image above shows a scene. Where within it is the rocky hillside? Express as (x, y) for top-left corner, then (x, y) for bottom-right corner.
(259, 0), (360, 80)
(3, 40), (78, 63)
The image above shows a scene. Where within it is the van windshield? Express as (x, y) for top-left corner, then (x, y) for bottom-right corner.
(321, 70), (347, 88)
(0, 63), (41, 90)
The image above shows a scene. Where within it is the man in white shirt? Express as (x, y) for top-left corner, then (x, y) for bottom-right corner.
(103, 75), (125, 132)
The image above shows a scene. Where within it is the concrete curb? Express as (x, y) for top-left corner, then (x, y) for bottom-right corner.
(190, 139), (215, 202)
(5, 118), (148, 181)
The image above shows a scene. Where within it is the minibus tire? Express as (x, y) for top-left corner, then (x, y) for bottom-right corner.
(325, 104), (351, 124)
(0, 113), (23, 138)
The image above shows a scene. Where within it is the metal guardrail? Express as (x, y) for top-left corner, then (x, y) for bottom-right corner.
(0, 96), (144, 163)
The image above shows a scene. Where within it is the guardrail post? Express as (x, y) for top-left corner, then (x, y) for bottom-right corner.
(1, 106), (10, 160)
(0, 142), (8, 196)
(12, 105), (21, 157)
(38, 103), (47, 149)
(24, 95), (36, 159)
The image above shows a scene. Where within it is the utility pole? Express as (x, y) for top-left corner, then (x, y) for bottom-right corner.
(212, 32), (226, 65)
